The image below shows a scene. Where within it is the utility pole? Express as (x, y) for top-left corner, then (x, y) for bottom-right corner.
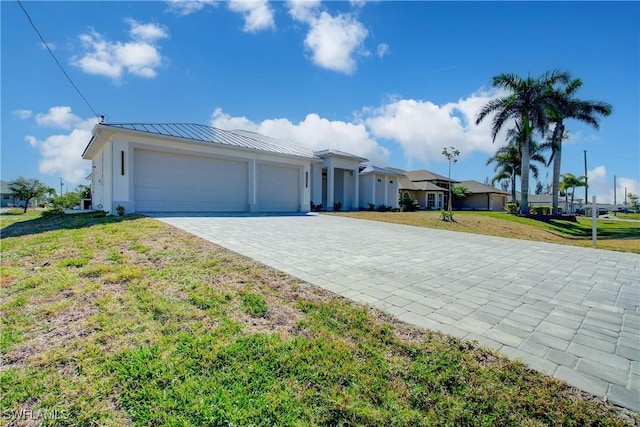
(614, 175), (617, 216)
(59, 177), (64, 196)
(583, 150), (588, 214)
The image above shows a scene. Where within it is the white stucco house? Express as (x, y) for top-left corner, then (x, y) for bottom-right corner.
(82, 123), (401, 215)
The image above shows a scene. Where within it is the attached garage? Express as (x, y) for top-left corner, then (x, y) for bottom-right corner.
(258, 164), (300, 212)
(82, 123), (319, 215)
(134, 149), (249, 212)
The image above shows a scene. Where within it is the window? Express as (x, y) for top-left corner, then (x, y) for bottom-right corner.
(377, 178), (382, 183)
(305, 171), (309, 188)
(427, 194), (435, 209)
(389, 180), (394, 184)
(121, 151), (125, 176)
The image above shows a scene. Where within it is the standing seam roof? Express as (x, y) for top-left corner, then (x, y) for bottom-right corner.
(100, 123), (320, 160)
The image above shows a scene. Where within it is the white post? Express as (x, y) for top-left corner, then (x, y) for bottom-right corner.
(592, 196), (597, 247)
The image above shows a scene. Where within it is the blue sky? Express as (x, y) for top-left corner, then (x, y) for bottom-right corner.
(2, 1), (638, 204)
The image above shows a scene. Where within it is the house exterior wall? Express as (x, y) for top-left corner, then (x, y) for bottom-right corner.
(359, 175), (373, 208)
(86, 130), (313, 214)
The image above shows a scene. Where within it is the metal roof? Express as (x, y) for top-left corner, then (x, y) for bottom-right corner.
(314, 149), (368, 162)
(359, 165), (406, 177)
(98, 123), (320, 160)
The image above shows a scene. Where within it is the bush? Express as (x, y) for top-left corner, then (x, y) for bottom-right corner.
(541, 206), (551, 215)
(332, 201), (342, 212)
(53, 192), (82, 210)
(116, 205), (126, 216)
(440, 209), (454, 221)
(399, 194), (417, 211)
(368, 202), (375, 211)
(505, 202), (518, 215)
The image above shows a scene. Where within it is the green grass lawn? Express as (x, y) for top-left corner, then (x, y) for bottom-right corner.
(457, 211), (640, 238)
(1, 211), (637, 425)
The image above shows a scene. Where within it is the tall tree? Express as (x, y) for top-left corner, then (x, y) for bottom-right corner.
(476, 70), (570, 214)
(486, 126), (546, 203)
(546, 78), (613, 214)
(8, 176), (49, 213)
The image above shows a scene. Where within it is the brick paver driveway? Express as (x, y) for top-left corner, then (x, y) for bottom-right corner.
(151, 213), (640, 412)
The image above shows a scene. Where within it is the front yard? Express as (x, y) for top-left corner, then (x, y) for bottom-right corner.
(338, 211), (640, 254)
(1, 211), (637, 425)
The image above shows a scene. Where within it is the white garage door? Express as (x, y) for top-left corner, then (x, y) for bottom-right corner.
(258, 164), (300, 212)
(134, 149), (248, 212)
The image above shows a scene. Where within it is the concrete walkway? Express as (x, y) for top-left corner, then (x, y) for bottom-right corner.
(151, 213), (640, 412)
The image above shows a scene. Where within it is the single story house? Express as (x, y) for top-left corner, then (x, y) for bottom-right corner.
(516, 193), (583, 213)
(82, 123), (401, 215)
(0, 180), (37, 208)
(388, 168), (507, 211)
(457, 180), (508, 211)
(390, 168), (458, 210)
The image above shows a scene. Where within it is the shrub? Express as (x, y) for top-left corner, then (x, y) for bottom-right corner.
(541, 206), (551, 215)
(368, 202), (375, 211)
(333, 201), (342, 212)
(505, 202), (518, 215)
(116, 205), (126, 216)
(440, 209), (454, 221)
(399, 194), (417, 211)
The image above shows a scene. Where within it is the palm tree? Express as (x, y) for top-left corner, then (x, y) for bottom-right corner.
(451, 185), (471, 210)
(486, 126), (547, 203)
(546, 78), (612, 214)
(476, 70), (570, 214)
(559, 173), (586, 213)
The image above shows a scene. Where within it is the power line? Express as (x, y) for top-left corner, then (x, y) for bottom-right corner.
(16, 0), (100, 119)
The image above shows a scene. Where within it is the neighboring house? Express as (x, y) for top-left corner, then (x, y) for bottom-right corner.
(389, 168), (457, 210)
(82, 123), (401, 215)
(516, 192), (583, 213)
(457, 180), (508, 212)
(0, 180), (32, 208)
(383, 168), (507, 212)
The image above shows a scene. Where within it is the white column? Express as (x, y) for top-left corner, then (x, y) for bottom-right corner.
(371, 175), (376, 206)
(353, 168), (359, 210)
(384, 176), (389, 206)
(327, 164), (335, 211)
(249, 159), (258, 212)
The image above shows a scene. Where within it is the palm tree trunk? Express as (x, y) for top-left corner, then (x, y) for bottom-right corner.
(519, 121), (532, 214)
(511, 173), (517, 203)
(551, 123), (564, 215)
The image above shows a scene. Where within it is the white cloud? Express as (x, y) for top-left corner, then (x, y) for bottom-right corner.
(228, 0), (276, 33)
(287, 1), (369, 74)
(27, 112), (98, 185)
(304, 12), (368, 74)
(287, 0), (321, 23)
(13, 109), (32, 119)
(165, 0), (217, 16)
(376, 43), (389, 59)
(35, 106), (82, 129)
(211, 108), (390, 165)
(586, 165), (640, 205)
(364, 89), (511, 165)
(73, 19), (168, 81)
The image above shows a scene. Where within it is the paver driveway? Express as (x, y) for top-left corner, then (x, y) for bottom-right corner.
(151, 213), (640, 412)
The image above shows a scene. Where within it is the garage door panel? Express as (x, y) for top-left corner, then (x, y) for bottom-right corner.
(134, 149), (248, 212)
(258, 164), (299, 212)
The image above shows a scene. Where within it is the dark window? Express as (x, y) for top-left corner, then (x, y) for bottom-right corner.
(121, 151), (125, 176)
(305, 171), (309, 188)
(377, 178), (382, 183)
